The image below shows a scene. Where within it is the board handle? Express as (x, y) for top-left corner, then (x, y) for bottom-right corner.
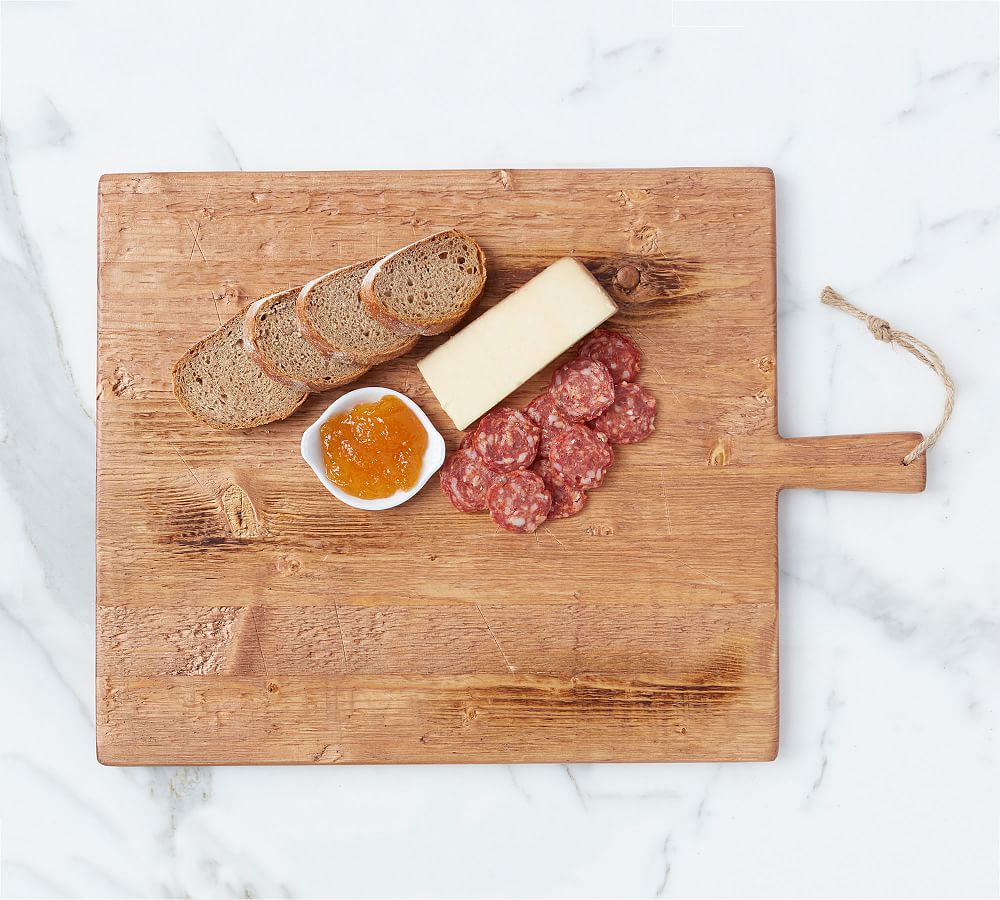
(774, 433), (926, 493)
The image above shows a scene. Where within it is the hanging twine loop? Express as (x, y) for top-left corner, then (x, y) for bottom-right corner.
(820, 287), (955, 466)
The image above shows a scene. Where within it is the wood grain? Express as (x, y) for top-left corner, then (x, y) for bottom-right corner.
(96, 168), (925, 765)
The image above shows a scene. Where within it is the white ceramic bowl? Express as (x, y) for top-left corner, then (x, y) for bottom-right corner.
(301, 387), (446, 511)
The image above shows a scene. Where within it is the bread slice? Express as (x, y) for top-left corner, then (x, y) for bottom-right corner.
(243, 287), (370, 392)
(296, 259), (417, 365)
(173, 313), (308, 430)
(359, 229), (486, 336)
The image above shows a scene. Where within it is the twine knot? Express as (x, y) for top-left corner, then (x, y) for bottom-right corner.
(865, 316), (892, 343)
(820, 286), (954, 466)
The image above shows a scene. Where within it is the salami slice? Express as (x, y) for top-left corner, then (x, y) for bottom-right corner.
(531, 456), (588, 519)
(591, 382), (657, 445)
(549, 424), (614, 490)
(439, 447), (498, 512)
(471, 407), (541, 473)
(577, 328), (642, 383)
(550, 358), (615, 422)
(486, 469), (552, 533)
(525, 391), (574, 457)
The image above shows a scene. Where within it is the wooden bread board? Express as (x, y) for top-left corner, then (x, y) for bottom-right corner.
(96, 168), (925, 765)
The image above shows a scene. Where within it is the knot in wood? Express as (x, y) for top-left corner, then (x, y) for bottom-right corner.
(219, 483), (263, 537)
(614, 264), (641, 292)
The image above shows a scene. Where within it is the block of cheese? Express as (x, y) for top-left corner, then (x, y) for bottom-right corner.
(417, 257), (618, 430)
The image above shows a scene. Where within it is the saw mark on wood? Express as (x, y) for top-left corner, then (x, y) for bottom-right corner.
(660, 477), (674, 534)
(186, 221), (207, 262)
(680, 563), (725, 589)
(332, 601), (350, 671)
(627, 326), (670, 386)
(173, 449), (210, 494)
(542, 526), (567, 549)
(477, 604), (515, 673)
(248, 607), (269, 677)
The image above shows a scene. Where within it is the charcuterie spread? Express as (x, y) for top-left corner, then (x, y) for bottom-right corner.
(170, 233), (655, 529)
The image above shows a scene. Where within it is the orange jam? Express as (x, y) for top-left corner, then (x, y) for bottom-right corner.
(320, 395), (428, 499)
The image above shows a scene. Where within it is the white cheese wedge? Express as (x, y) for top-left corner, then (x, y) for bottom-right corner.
(417, 257), (618, 430)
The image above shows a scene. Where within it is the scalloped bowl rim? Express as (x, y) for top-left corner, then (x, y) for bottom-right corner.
(300, 386), (446, 511)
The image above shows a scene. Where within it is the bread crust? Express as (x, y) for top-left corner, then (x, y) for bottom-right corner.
(296, 260), (416, 365)
(172, 310), (308, 430)
(359, 229), (487, 336)
(242, 292), (313, 391)
(243, 290), (370, 392)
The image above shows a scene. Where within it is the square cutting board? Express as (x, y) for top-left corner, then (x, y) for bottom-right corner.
(96, 169), (924, 765)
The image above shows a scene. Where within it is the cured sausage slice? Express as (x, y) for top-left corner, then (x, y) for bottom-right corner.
(531, 456), (587, 519)
(590, 382), (657, 445)
(471, 407), (541, 473)
(525, 391), (574, 457)
(577, 329), (641, 383)
(439, 447), (498, 512)
(550, 358), (615, 422)
(486, 469), (552, 533)
(548, 424), (614, 490)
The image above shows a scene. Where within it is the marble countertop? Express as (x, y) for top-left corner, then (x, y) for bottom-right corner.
(1, 1), (997, 897)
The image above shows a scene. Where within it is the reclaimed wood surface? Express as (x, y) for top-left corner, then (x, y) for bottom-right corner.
(96, 169), (925, 765)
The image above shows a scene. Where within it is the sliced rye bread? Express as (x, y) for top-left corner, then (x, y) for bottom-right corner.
(359, 229), (486, 336)
(173, 312), (308, 430)
(243, 287), (370, 392)
(296, 259), (417, 365)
